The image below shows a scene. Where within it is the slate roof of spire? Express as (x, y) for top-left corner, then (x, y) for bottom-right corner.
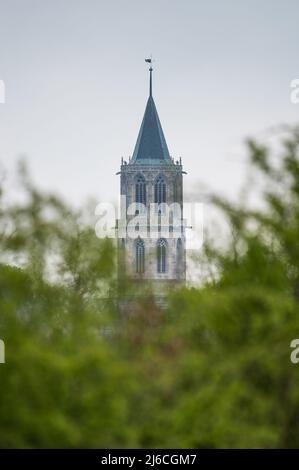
(130, 68), (172, 165)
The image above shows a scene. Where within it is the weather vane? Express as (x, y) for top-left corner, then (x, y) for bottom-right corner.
(145, 55), (154, 96)
(145, 55), (154, 71)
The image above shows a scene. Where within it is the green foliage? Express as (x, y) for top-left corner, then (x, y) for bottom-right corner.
(1, 128), (299, 448)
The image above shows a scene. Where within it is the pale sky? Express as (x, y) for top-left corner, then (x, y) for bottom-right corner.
(0, 0), (298, 207)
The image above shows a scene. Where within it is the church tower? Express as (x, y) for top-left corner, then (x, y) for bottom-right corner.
(117, 62), (186, 291)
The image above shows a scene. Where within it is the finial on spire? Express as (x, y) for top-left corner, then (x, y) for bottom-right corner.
(145, 56), (154, 97)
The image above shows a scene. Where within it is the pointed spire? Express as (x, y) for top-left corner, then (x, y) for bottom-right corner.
(130, 59), (172, 165)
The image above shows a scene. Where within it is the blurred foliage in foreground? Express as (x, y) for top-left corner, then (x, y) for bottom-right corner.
(1, 128), (299, 448)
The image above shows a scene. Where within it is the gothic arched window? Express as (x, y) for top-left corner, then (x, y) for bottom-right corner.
(135, 238), (145, 274)
(157, 238), (167, 273)
(135, 175), (146, 205)
(176, 238), (183, 272)
(173, 175), (181, 203)
(154, 175), (166, 204)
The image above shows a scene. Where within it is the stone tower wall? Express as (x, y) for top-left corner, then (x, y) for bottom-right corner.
(118, 162), (186, 283)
